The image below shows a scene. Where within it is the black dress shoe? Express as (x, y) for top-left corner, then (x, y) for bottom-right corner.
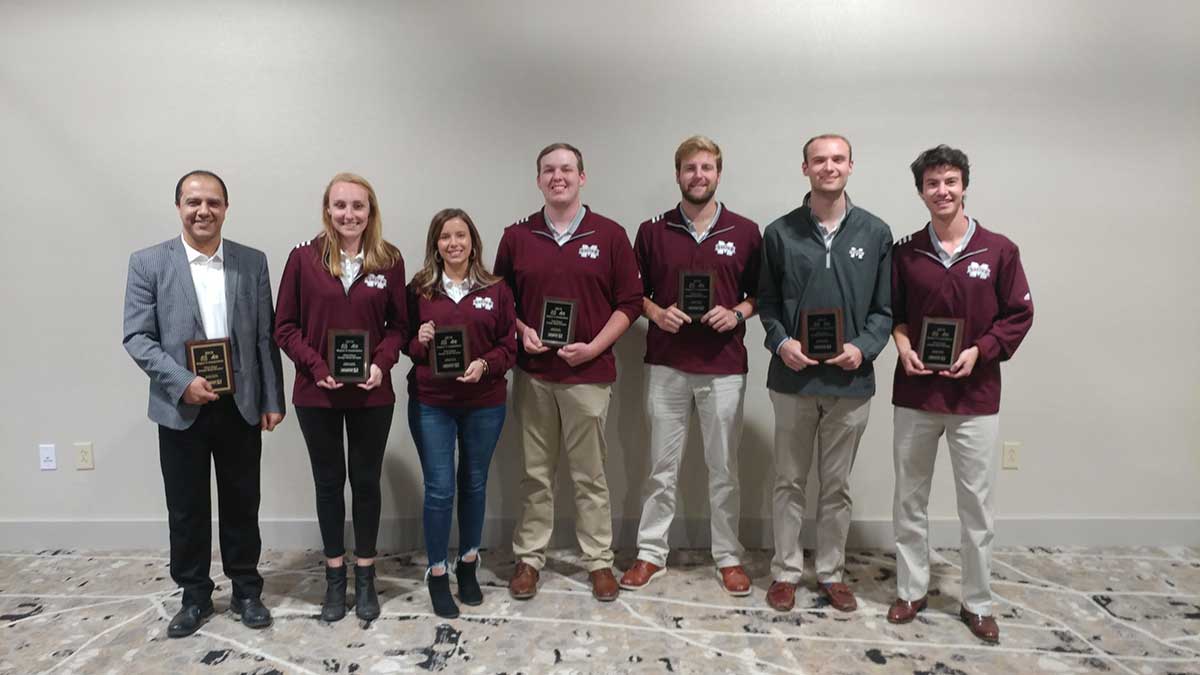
(230, 596), (273, 629)
(455, 557), (483, 606)
(167, 603), (214, 638)
(354, 564), (380, 621)
(427, 572), (460, 618)
(322, 564), (348, 622)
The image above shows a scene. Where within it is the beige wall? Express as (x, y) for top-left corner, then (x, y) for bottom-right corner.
(2, 0), (1197, 549)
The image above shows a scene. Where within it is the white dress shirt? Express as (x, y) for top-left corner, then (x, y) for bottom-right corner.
(181, 235), (227, 340)
(442, 271), (472, 303)
(340, 249), (364, 294)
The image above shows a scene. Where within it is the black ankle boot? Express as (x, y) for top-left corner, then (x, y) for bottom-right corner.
(354, 564), (380, 621)
(455, 557), (483, 606)
(322, 564), (347, 622)
(427, 572), (460, 618)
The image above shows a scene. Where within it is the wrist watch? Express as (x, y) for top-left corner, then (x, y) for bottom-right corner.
(734, 310), (745, 324)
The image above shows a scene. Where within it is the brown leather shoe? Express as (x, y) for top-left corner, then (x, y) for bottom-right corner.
(589, 568), (619, 602)
(766, 580), (796, 612)
(818, 581), (857, 612)
(886, 596), (927, 624)
(717, 565), (752, 597)
(508, 562), (539, 600)
(960, 605), (1000, 643)
(619, 560), (664, 590)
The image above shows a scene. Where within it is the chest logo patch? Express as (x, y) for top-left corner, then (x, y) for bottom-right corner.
(579, 244), (600, 259)
(473, 296), (494, 311)
(715, 240), (736, 256)
(848, 246), (865, 260)
(365, 273), (387, 289)
(967, 262), (991, 279)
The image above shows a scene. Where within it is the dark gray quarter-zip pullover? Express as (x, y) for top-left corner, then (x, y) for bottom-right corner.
(757, 193), (893, 397)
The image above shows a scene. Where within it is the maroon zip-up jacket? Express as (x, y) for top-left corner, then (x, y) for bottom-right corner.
(403, 279), (517, 407)
(634, 204), (762, 375)
(274, 236), (408, 408)
(493, 207), (642, 384)
(891, 222), (1033, 415)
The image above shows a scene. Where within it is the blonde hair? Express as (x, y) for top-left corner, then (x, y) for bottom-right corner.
(410, 208), (501, 300)
(674, 135), (723, 172)
(319, 172), (402, 277)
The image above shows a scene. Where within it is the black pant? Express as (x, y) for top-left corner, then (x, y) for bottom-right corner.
(158, 396), (263, 607)
(295, 405), (394, 559)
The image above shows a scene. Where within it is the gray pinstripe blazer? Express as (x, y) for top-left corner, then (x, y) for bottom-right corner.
(123, 236), (286, 431)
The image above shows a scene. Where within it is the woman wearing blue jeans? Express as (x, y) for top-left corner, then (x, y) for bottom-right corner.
(404, 209), (516, 618)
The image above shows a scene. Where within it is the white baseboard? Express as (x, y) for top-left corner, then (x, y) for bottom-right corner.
(2, 516), (1196, 552)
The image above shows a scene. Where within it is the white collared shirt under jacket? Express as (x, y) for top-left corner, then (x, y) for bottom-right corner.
(181, 235), (227, 340)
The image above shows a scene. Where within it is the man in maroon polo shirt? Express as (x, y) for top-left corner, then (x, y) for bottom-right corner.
(493, 142), (642, 602)
(885, 145), (1033, 644)
(619, 135), (761, 596)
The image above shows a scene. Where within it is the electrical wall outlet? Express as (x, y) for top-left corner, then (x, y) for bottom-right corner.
(1002, 441), (1021, 470)
(75, 442), (95, 470)
(39, 444), (57, 471)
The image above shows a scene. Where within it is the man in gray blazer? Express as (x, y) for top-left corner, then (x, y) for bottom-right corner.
(123, 170), (286, 637)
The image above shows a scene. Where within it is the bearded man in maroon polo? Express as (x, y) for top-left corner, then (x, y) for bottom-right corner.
(619, 135), (762, 596)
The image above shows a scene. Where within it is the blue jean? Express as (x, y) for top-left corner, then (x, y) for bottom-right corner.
(408, 400), (506, 570)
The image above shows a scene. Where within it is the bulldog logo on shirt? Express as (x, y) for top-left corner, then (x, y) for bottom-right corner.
(473, 296), (494, 311)
(967, 262), (991, 280)
(364, 273), (387, 289)
(848, 246), (865, 260)
(715, 240), (736, 256)
(579, 244), (600, 259)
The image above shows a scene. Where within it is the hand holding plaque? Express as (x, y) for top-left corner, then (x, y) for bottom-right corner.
(800, 308), (844, 361)
(328, 329), (371, 383)
(431, 325), (470, 378)
(678, 270), (714, 320)
(919, 317), (964, 371)
(540, 297), (577, 348)
(186, 338), (235, 395)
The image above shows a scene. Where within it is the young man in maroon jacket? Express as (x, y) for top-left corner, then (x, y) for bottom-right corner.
(493, 143), (642, 602)
(885, 145), (1034, 644)
(620, 136), (761, 596)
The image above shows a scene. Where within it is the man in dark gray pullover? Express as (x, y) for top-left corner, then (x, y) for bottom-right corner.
(757, 134), (893, 613)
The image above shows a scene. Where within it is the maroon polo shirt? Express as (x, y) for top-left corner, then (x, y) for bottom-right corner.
(891, 222), (1034, 415)
(493, 207), (642, 384)
(634, 203), (762, 375)
(403, 279), (516, 407)
(274, 236), (408, 408)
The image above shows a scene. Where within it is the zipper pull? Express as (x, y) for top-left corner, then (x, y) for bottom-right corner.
(826, 251), (831, 269)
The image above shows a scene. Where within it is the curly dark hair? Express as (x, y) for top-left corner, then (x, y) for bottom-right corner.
(910, 145), (969, 191)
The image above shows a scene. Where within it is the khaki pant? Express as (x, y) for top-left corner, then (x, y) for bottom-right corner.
(893, 406), (1000, 615)
(770, 391), (871, 584)
(511, 370), (614, 572)
(635, 365), (746, 568)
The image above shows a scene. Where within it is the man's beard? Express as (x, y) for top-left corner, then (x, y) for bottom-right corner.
(680, 184), (717, 206)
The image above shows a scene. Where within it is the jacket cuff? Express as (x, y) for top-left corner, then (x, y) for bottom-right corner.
(618, 304), (642, 326)
(166, 366), (197, 405)
(848, 336), (881, 362)
(974, 334), (1001, 363)
(372, 352), (397, 373)
(310, 359), (332, 383)
(408, 339), (429, 361)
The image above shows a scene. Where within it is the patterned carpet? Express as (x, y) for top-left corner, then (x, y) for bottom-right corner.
(2, 546), (1197, 674)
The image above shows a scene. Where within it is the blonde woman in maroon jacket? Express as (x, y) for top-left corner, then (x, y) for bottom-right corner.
(404, 209), (516, 618)
(274, 173), (407, 623)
